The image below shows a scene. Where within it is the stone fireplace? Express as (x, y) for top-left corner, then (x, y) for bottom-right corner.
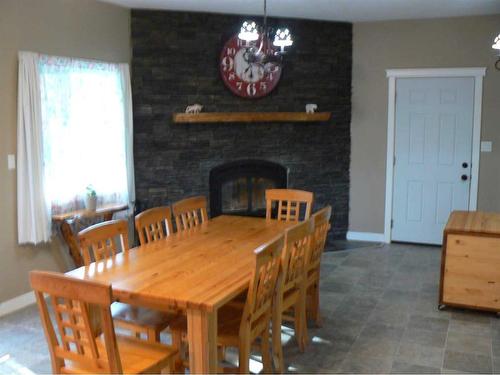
(209, 160), (288, 217)
(132, 10), (351, 240)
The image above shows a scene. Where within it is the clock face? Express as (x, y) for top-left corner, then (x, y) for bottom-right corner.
(219, 34), (282, 98)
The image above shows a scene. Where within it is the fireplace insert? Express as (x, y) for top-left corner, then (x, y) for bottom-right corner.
(209, 160), (288, 217)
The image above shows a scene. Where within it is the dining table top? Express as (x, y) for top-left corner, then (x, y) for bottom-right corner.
(66, 215), (295, 312)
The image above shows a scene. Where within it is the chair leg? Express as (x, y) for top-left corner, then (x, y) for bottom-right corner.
(301, 298), (309, 350)
(296, 288), (308, 352)
(272, 306), (284, 373)
(160, 358), (174, 374)
(311, 280), (323, 327)
(217, 345), (225, 362)
(261, 326), (273, 374)
(294, 302), (305, 352)
(147, 327), (161, 343)
(239, 338), (250, 374)
(306, 280), (323, 327)
(168, 356), (176, 374)
(171, 330), (185, 373)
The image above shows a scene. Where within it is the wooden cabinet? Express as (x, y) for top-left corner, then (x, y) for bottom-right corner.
(440, 211), (500, 313)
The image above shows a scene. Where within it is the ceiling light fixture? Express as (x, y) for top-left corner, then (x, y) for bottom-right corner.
(493, 33), (500, 70)
(237, 0), (293, 73)
(238, 21), (259, 42)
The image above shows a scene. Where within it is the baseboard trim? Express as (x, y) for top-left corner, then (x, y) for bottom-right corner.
(346, 231), (386, 242)
(0, 291), (35, 317)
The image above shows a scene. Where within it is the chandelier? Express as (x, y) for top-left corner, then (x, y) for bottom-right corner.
(237, 0), (293, 72)
(493, 33), (500, 70)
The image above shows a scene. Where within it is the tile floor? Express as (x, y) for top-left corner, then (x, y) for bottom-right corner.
(1, 242), (500, 374)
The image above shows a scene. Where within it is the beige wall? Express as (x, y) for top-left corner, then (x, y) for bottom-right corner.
(1, 4), (499, 302)
(0, 0), (130, 303)
(351, 15), (500, 234)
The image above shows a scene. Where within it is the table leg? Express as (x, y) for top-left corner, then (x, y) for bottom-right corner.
(60, 220), (84, 267)
(187, 308), (218, 373)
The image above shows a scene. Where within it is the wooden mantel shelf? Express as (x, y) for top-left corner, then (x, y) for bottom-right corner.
(172, 112), (331, 123)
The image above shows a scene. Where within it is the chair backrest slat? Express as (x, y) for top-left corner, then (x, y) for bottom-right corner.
(78, 220), (129, 266)
(308, 206), (332, 271)
(280, 219), (314, 293)
(265, 189), (314, 222)
(30, 271), (122, 374)
(135, 206), (174, 245)
(241, 235), (284, 333)
(172, 196), (208, 232)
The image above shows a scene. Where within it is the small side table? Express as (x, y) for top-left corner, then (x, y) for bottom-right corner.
(52, 204), (128, 268)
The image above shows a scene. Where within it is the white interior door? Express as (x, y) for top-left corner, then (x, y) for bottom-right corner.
(392, 77), (474, 245)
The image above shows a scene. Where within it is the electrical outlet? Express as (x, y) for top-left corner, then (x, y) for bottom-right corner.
(7, 154), (15, 170)
(481, 141), (493, 152)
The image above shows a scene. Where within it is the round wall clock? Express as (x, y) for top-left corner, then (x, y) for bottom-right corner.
(219, 34), (282, 98)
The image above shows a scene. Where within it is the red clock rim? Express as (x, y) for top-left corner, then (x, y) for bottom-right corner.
(219, 34), (282, 99)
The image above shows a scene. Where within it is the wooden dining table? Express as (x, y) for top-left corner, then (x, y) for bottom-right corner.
(66, 215), (295, 373)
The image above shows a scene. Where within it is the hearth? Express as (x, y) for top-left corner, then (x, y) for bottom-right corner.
(209, 160), (288, 217)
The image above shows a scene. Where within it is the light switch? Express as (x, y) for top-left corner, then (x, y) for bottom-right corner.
(7, 154), (15, 170)
(481, 141), (493, 152)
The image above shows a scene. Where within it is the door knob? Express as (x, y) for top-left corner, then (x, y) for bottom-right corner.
(461, 175), (468, 181)
(462, 162), (468, 168)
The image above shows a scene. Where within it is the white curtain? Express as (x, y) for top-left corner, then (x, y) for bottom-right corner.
(17, 51), (51, 244)
(17, 52), (135, 245)
(120, 64), (136, 216)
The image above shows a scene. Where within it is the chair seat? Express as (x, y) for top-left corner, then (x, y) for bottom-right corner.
(111, 302), (175, 330)
(64, 334), (177, 374)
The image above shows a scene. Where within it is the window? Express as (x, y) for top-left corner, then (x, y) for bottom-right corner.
(39, 56), (130, 214)
(17, 51), (133, 244)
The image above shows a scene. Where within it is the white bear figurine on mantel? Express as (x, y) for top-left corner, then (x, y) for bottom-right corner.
(305, 104), (318, 113)
(185, 104), (203, 114)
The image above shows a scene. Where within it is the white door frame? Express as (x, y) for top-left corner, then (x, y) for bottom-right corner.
(384, 67), (486, 243)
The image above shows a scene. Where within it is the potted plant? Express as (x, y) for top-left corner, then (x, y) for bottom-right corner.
(85, 185), (97, 211)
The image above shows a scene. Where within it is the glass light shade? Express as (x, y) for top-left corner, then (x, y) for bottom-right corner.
(238, 21), (259, 42)
(273, 28), (293, 52)
(493, 34), (500, 50)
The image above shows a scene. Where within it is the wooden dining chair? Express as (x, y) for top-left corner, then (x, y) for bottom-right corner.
(306, 206), (332, 327)
(78, 220), (130, 265)
(135, 206), (174, 246)
(169, 234), (285, 373)
(171, 195), (208, 231)
(30, 271), (178, 374)
(265, 189), (314, 222)
(78, 220), (177, 343)
(272, 218), (314, 373)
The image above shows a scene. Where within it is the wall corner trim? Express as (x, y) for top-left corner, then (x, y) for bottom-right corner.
(0, 291), (35, 318)
(346, 231), (387, 243)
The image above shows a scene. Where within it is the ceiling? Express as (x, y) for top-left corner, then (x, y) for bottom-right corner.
(99, 0), (500, 22)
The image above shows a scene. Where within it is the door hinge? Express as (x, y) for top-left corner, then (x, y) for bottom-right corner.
(393, 156), (396, 166)
(391, 219), (394, 228)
